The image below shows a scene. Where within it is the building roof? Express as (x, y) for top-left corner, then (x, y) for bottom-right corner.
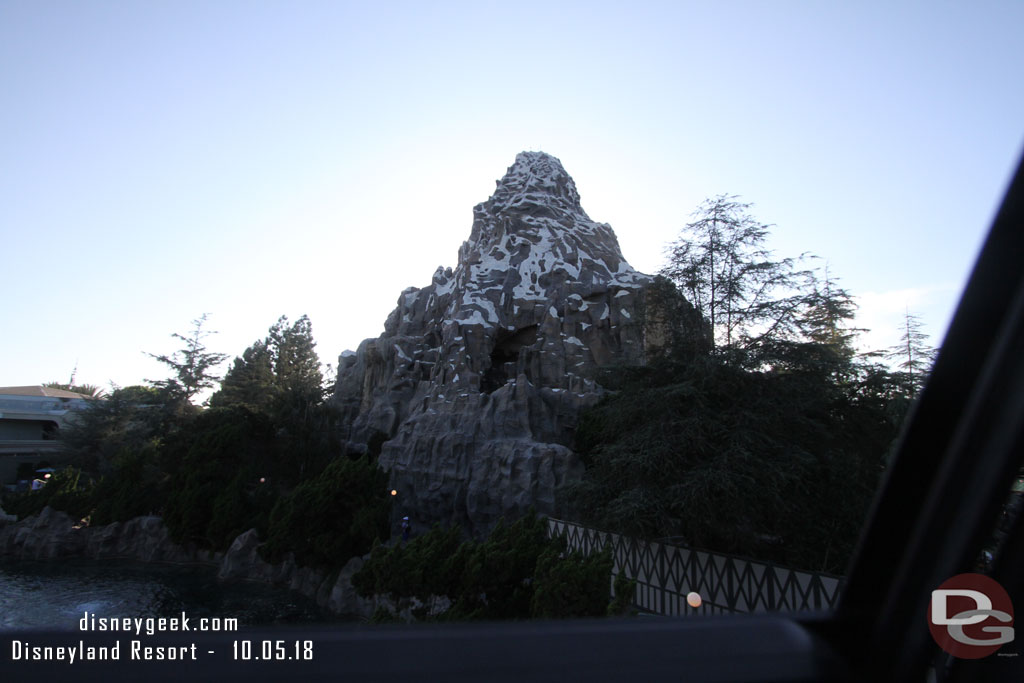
(0, 386), (97, 399)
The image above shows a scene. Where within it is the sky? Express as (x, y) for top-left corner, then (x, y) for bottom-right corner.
(3, 1), (1023, 393)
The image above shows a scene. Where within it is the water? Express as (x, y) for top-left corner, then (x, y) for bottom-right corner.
(0, 558), (339, 632)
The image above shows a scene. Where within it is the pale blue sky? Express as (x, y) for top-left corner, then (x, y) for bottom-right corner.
(3, 1), (1022, 390)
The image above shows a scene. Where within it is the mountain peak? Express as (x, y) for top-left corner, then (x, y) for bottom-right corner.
(509, 150), (568, 177)
(454, 151), (648, 321)
(332, 152), (666, 533)
(487, 151), (582, 213)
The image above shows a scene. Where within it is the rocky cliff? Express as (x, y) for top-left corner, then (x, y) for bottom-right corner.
(0, 506), (221, 564)
(334, 152), (693, 533)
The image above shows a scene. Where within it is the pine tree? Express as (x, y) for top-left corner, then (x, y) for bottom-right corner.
(797, 264), (867, 374)
(268, 314), (323, 403)
(211, 314), (324, 413)
(146, 314), (229, 404)
(886, 310), (936, 397)
(58, 384), (166, 474)
(660, 195), (809, 362)
(210, 340), (276, 411)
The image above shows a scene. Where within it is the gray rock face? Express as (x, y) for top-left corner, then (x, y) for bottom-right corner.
(0, 507), (221, 564)
(333, 152), (677, 534)
(326, 555), (375, 618)
(217, 529), (331, 601)
(0, 505), (17, 524)
(218, 528), (285, 583)
(0, 507), (87, 559)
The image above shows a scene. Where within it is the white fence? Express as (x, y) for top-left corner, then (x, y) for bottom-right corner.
(548, 518), (844, 616)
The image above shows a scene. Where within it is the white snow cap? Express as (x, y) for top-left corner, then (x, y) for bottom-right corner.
(487, 151), (583, 213)
(398, 151), (652, 334)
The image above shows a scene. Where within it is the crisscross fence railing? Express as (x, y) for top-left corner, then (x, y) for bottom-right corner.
(547, 518), (845, 616)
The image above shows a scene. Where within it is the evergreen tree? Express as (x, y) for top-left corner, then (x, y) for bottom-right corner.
(210, 314), (331, 480)
(58, 385), (167, 474)
(210, 340), (276, 412)
(571, 197), (910, 573)
(570, 353), (895, 573)
(268, 314), (324, 403)
(660, 195), (809, 361)
(886, 309), (936, 398)
(267, 315), (329, 479)
(212, 314), (324, 413)
(146, 314), (229, 404)
(800, 265), (859, 351)
(788, 264), (867, 377)
(160, 406), (278, 547)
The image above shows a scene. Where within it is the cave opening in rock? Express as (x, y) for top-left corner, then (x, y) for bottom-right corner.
(481, 325), (538, 394)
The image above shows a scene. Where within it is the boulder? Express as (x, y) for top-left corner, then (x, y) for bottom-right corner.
(2, 507), (87, 559)
(0, 505), (16, 525)
(326, 554), (375, 618)
(218, 528), (290, 583)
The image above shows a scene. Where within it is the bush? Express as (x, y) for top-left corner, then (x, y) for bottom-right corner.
(352, 513), (616, 621)
(205, 471), (278, 549)
(2, 468), (93, 521)
(531, 542), (613, 619)
(260, 454), (390, 568)
(608, 570), (638, 616)
(351, 524), (463, 604)
(161, 406), (277, 547)
(89, 445), (164, 525)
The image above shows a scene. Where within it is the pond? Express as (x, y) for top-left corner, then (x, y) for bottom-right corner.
(0, 558), (339, 632)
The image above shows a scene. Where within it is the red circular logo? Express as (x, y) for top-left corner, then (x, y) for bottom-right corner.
(928, 573), (1014, 659)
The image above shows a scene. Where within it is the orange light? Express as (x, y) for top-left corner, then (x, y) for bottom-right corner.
(686, 591), (702, 608)
(390, 489), (397, 496)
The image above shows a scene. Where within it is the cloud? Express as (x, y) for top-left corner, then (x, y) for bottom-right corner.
(853, 285), (959, 357)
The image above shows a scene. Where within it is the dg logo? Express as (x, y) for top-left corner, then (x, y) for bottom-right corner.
(928, 573), (1015, 659)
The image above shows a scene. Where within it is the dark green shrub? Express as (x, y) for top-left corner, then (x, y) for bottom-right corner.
(445, 515), (551, 620)
(531, 543), (613, 619)
(352, 512), (617, 621)
(89, 445), (164, 525)
(260, 454), (390, 568)
(2, 468), (93, 521)
(608, 571), (638, 616)
(205, 471), (279, 549)
(161, 406), (276, 547)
